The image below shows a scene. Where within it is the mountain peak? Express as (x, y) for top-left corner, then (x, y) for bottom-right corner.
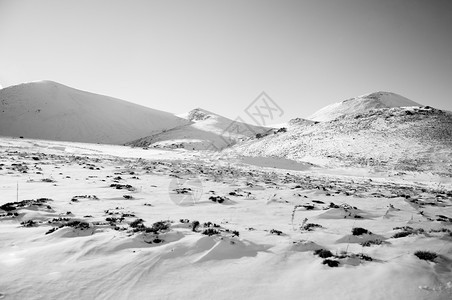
(309, 91), (422, 122)
(186, 108), (217, 121)
(0, 81), (189, 144)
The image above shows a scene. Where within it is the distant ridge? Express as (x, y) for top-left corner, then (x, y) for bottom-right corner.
(0, 81), (189, 144)
(228, 93), (452, 175)
(308, 91), (421, 122)
(128, 108), (270, 150)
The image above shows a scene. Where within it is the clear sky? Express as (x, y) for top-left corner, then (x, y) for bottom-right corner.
(1, 0), (451, 123)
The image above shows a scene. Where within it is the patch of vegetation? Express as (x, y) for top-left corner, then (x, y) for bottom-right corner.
(302, 223), (323, 231)
(130, 218), (144, 228)
(145, 221), (170, 234)
(275, 127), (287, 134)
(361, 239), (384, 247)
(41, 178), (55, 183)
(414, 251), (437, 262)
(173, 187), (192, 194)
(110, 183), (135, 191)
(322, 259), (340, 267)
(0, 198), (52, 212)
(303, 204), (315, 210)
(352, 227), (371, 236)
(314, 249), (333, 258)
(203, 221), (220, 228)
(270, 229), (283, 235)
(45, 227), (58, 235)
(436, 215), (452, 222)
(192, 220), (200, 232)
(202, 228), (220, 236)
(358, 254), (373, 261)
(66, 220), (90, 230)
(392, 227), (424, 238)
(392, 231), (411, 238)
(209, 195), (228, 203)
(21, 220), (37, 227)
(329, 202), (340, 208)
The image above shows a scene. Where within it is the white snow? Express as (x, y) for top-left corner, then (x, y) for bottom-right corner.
(308, 91), (422, 122)
(0, 81), (189, 144)
(128, 108), (269, 150)
(0, 136), (451, 299)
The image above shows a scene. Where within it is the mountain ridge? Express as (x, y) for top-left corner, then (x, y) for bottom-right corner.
(0, 81), (189, 144)
(308, 91), (421, 122)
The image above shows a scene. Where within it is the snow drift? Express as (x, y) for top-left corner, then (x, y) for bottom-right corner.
(0, 81), (189, 144)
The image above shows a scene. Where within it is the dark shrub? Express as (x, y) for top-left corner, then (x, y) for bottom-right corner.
(147, 221), (169, 233)
(192, 220), (200, 232)
(392, 231), (411, 238)
(270, 229), (283, 235)
(130, 218), (144, 228)
(303, 223), (323, 231)
(361, 239), (383, 247)
(66, 220), (90, 230)
(352, 227), (371, 236)
(314, 249), (333, 258)
(414, 251), (437, 262)
(359, 254), (373, 261)
(322, 259), (340, 267)
(202, 228), (220, 236)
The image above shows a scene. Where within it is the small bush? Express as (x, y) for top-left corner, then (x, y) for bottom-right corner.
(21, 220), (37, 227)
(45, 227), (58, 235)
(130, 218), (144, 228)
(202, 228), (220, 236)
(352, 227), (371, 236)
(192, 220), (200, 232)
(392, 231), (411, 238)
(314, 249), (333, 258)
(303, 223), (323, 231)
(358, 254), (373, 261)
(361, 239), (383, 247)
(322, 259), (340, 267)
(414, 251), (437, 262)
(146, 221), (169, 233)
(270, 229), (283, 235)
(66, 220), (90, 230)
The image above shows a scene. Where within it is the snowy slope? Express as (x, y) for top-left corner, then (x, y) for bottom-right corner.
(0, 81), (189, 144)
(229, 106), (452, 175)
(0, 137), (451, 300)
(128, 108), (270, 150)
(308, 91), (421, 122)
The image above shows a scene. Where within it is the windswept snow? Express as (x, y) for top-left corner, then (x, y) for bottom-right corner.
(0, 81), (189, 144)
(128, 108), (269, 150)
(229, 106), (452, 176)
(308, 91), (421, 122)
(0, 137), (451, 300)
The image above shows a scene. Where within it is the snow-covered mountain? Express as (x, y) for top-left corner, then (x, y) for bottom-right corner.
(308, 91), (421, 122)
(0, 81), (189, 144)
(128, 108), (270, 150)
(228, 100), (452, 175)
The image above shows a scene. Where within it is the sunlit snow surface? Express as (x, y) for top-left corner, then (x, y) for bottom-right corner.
(0, 137), (451, 300)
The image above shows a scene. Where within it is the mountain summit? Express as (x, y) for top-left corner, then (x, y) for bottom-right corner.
(308, 91), (421, 122)
(0, 81), (189, 144)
